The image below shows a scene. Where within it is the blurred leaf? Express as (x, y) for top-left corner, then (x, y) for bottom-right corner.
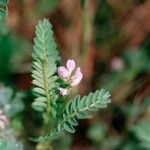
(101, 48), (150, 91)
(0, 0), (8, 5)
(0, 139), (23, 150)
(123, 49), (150, 72)
(0, 0), (8, 19)
(0, 29), (32, 81)
(36, 0), (58, 15)
(87, 121), (107, 143)
(52, 134), (72, 150)
(94, 0), (119, 47)
(0, 87), (24, 117)
(122, 141), (144, 150)
(132, 121), (150, 149)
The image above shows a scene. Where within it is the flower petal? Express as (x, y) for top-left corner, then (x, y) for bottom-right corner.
(71, 67), (83, 86)
(66, 59), (76, 73)
(58, 66), (70, 78)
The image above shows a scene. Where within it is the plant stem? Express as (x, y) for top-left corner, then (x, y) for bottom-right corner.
(82, 0), (91, 59)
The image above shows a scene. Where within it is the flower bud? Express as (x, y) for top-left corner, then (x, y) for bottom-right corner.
(59, 88), (68, 96)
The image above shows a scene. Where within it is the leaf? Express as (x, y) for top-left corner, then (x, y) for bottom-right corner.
(59, 89), (111, 134)
(31, 18), (59, 114)
(0, 139), (23, 150)
(0, 0), (8, 19)
(64, 123), (75, 133)
(67, 117), (78, 126)
(0, 87), (24, 117)
(35, 89), (111, 141)
(0, 0), (9, 5)
(76, 111), (92, 119)
(132, 121), (150, 149)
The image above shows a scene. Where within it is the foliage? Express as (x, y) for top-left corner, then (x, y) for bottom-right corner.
(36, 0), (58, 15)
(58, 89), (111, 133)
(31, 19), (111, 142)
(87, 121), (107, 143)
(0, 87), (24, 117)
(0, 0), (149, 149)
(0, 139), (23, 150)
(34, 89), (111, 141)
(0, 0), (8, 19)
(94, 0), (118, 47)
(0, 85), (24, 150)
(31, 18), (59, 115)
(0, 22), (32, 82)
(101, 48), (150, 92)
(132, 121), (150, 149)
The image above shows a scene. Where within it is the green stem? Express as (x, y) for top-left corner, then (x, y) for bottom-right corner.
(41, 26), (51, 124)
(82, 0), (90, 59)
(41, 60), (51, 124)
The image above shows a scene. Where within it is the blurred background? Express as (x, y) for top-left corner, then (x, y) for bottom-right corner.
(0, 0), (150, 149)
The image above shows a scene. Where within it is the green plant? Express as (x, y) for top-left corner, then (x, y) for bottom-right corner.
(0, 139), (23, 150)
(0, 87), (24, 117)
(0, 0), (9, 19)
(31, 18), (111, 144)
(0, 85), (24, 149)
(132, 121), (150, 149)
(31, 18), (59, 115)
(36, 0), (58, 15)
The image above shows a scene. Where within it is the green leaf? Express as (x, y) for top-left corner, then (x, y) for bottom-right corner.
(64, 123), (75, 133)
(33, 87), (46, 95)
(32, 101), (47, 112)
(76, 111), (92, 119)
(31, 18), (59, 113)
(0, 139), (23, 150)
(0, 0), (8, 5)
(59, 89), (111, 134)
(36, 89), (111, 141)
(0, 0), (8, 19)
(0, 87), (24, 117)
(132, 121), (150, 149)
(67, 117), (78, 126)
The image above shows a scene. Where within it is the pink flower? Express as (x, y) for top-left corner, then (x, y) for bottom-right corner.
(58, 59), (83, 86)
(57, 66), (70, 78)
(66, 59), (76, 73)
(111, 57), (124, 70)
(71, 67), (83, 86)
(59, 88), (68, 96)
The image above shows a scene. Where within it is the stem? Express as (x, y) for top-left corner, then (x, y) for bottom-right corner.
(41, 60), (51, 125)
(41, 26), (52, 125)
(82, 0), (91, 59)
(38, 28), (54, 149)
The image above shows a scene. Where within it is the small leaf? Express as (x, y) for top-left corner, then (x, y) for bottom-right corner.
(77, 111), (92, 119)
(35, 97), (47, 102)
(86, 92), (93, 106)
(32, 102), (46, 112)
(33, 87), (46, 95)
(32, 80), (44, 89)
(67, 118), (78, 126)
(64, 123), (75, 133)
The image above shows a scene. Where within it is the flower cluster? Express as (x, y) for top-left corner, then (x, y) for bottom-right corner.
(58, 59), (83, 96)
